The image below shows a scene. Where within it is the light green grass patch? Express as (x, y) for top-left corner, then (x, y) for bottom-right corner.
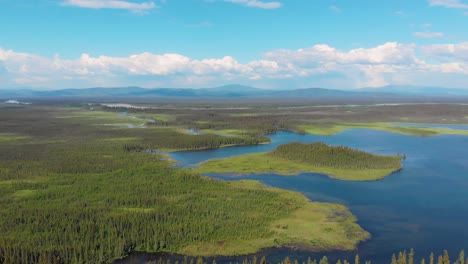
(12, 189), (37, 199)
(134, 113), (174, 122)
(201, 129), (248, 136)
(299, 122), (468, 136)
(103, 137), (140, 142)
(62, 110), (142, 124)
(195, 153), (400, 181)
(229, 113), (259, 117)
(119, 207), (156, 213)
(0, 133), (30, 142)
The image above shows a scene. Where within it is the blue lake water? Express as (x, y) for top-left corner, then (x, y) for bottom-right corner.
(119, 129), (468, 264)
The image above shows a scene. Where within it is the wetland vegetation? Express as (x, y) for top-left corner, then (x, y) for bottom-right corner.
(196, 142), (402, 181)
(0, 100), (467, 264)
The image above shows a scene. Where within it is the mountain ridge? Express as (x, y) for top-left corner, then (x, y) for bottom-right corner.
(1, 85), (467, 99)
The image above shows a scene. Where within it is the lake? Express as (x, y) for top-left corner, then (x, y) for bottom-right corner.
(118, 128), (468, 264)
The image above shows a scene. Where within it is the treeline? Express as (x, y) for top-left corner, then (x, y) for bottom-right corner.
(128, 250), (467, 264)
(270, 142), (402, 170)
(112, 106), (297, 136)
(139, 133), (269, 151)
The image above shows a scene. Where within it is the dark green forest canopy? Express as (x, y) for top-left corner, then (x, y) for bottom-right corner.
(0, 105), (367, 263)
(270, 142), (402, 170)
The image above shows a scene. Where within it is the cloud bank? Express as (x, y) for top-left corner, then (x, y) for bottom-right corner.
(61, 0), (156, 12)
(429, 0), (468, 9)
(1, 42), (468, 89)
(223, 0), (282, 9)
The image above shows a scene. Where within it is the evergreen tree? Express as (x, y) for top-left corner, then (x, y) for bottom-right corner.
(458, 250), (465, 264)
(442, 250), (449, 264)
(409, 249), (415, 264)
(319, 256), (328, 264)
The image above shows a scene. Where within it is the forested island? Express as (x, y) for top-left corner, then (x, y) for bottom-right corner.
(196, 142), (403, 181)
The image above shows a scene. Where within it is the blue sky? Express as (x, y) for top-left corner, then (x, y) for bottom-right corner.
(0, 0), (467, 89)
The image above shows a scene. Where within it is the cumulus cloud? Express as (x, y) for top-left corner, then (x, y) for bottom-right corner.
(1, 42), (468, 89)
(223, 0), (282, 9)
(421, 42), (468, 61)
(61, 0), (156, 13)
(263, 42), (421, 66)
(413, 31), (445, 38)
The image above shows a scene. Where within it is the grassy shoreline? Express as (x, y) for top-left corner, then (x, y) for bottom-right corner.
(195, 143), (402, 181)
(176, 180), (370, 256)
(299, 122), (468, 136)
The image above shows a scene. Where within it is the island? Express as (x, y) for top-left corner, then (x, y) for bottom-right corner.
(195, 142), (403, 181)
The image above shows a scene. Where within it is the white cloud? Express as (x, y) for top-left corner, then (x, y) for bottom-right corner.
(1, 42), (468, 89)
(413, 31), (445, 38)
(61, 0), (156, 13)
(421, 42), (468, 61)
(263, 42), (421, 66)
(329, 5), (342, 13)
(429, 0), (468, 8)
(223, 0), (282, 9)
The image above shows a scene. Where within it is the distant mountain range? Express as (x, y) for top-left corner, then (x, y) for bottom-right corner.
(359, 85), (468, 96)
(1, 84), (467, 99)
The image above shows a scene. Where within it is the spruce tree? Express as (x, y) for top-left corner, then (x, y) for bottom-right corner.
(319, 256), (328, 264)
(437, 255), (443, 264)
(442, 250), (450, 264)
(409, 249), (415, 264)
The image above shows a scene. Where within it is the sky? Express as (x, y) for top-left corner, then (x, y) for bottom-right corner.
(0, 0), (467, 90)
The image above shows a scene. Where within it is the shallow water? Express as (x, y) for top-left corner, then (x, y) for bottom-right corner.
(119, 129), (468, 263)
(392, 123), (468, 130)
